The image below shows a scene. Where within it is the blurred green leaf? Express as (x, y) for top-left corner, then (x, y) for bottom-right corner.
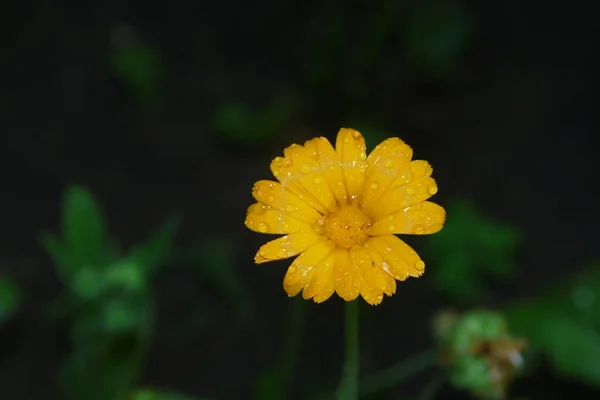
(256, 366), (287, 400)
(104, 261), (145, 294)
(129, 216), (180, 274)
(0, 276), (21, 324)
(110, 40), (162, 111)
(506, 262), (600, 386)
(130, 388), (214, 400)
(72, 266), (104, 300)
(255, 298), (307, 400)
(214, 91), (296, 145)
(61, 186), (108, 277)
(40, 231), (67, 275)
(404, 0), (474, 81)
(428, 198), (520, 303)
(186, 236), (255, 320)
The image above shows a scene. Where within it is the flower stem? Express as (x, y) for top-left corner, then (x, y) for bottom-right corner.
(337, 300), (360, 400)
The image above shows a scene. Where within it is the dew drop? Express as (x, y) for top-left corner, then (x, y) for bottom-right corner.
(278, 249), (288, 258)
(359, 152), (366, 160)
(406, 187), (415, 195)
(300, 164), (311, 174)
(313, 176), (323, 184)
(258, 222), (269, 233)
(370, 182), (379, 190)
(388, 224), (396, 232)
(414, 225), (425, 234)
(285, 204), (297, 212)
(337, 181), (344, 186)
(268, 196), (275, 203)
(259, 249), (268, 256)
(415, 260), (425, 271)
(351, 131), (361, 140)
(385, 160), (393, 168)
(288, 265), (297, 274)
(428, 185), (438, 194)
(282, 223), (291, 231)
(344, 137), (351, 144)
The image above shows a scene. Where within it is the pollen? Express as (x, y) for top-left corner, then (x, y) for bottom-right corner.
(322, 205), (373, 249)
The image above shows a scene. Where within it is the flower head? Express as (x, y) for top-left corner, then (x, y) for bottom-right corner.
(245, 128), (445, 305)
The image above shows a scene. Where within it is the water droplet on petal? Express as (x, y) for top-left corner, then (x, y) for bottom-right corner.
(278, 249), (288, 258)
(359, 152), (366, 160)
(313, 176), (323, 184)
(344, 137), (351, 144)
(428, 185), (438, 194)
(300, 164), (311, 174)
(406, 187), (415, 195)
(414, 225), (425, 234)
(388, 225), (396, 232)
(258, 222), (269, 233)
(415, 260), (425, 271)
(288, 265), (297, 274)
(285, 204), (296, 212)
(385, 160), (393, 168)
(370, 182), (379, 190)
(352, 131), (361, 140)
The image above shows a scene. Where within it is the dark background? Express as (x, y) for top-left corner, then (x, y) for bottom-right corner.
(1, 1), (598, 399)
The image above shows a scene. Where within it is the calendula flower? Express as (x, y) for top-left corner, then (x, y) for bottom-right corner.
(245, 128), (445, 305)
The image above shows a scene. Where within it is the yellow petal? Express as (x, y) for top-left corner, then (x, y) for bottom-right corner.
(245, 203), (310, 234)
(302, 250), (336, 302)
(334, 248), (361, 301)
(366, 248), (396, 296)
(252, 180), (322, 224)
(283, 239), (335, 297)
(271, 143), (336, 214)
(367, 160), (438, 220)
(313, 137), (348, 205)
(369, 201), (446, 236)
(255, 231), (322, 264)
(364, 235), (425, 280)
(350, 245), (388, 305)
(362, 138), (413, 211)
(335, 128), (367, 201)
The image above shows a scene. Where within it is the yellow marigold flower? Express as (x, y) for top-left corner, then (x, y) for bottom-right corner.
(245, 128), (445, 305)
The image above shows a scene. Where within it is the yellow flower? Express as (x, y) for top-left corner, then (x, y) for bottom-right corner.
(245, 128), (445, 305)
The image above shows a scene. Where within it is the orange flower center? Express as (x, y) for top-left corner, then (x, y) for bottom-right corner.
(322, 205), (373, 249)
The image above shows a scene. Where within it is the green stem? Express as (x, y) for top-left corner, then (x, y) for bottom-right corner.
(337, 300), (360, 400)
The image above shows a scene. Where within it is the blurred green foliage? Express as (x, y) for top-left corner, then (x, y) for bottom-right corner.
(404, 0), (474, 81)
(110, 30), (163, 112)
(40, 186), (181, 400)
(129, 388), (213, 400)
(213, 91), (297, 146)
(175, 236), (255, 322)
(0, 275), (21, 325)
(255, 298), (308, 400)
(506, 263), (600, 387)
(428, 198), (520, 303)
(435, 309), (524, 400)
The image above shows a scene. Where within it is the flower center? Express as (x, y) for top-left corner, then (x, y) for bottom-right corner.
(322, 205), (373, 249)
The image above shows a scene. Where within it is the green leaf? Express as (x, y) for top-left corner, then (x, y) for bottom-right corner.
(428, 198), (520, 303)
(129, 216), (180, 273)
(0, 276), (21, 324)
(61, 186), (108, 276)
